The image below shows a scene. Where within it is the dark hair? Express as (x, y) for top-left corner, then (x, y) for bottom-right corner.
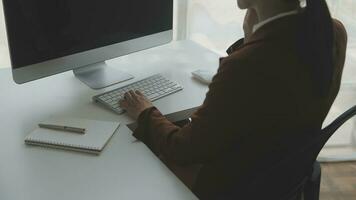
(299, 0), (334, 96)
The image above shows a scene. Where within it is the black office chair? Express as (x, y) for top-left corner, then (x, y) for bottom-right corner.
(217, 105), (356, 200)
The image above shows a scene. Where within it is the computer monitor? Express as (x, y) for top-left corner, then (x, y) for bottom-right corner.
(2, 0), (173, 89)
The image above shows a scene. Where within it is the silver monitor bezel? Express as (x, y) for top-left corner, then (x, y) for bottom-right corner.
(11, 30), (173, 84)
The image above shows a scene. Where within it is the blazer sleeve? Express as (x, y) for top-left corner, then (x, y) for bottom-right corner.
(133, 57), (256, 166)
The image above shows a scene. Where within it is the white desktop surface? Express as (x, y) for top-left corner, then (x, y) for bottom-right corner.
(0, 40), (220, 200)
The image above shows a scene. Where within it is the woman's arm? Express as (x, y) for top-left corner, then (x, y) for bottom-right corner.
(120, 58), (255, 166)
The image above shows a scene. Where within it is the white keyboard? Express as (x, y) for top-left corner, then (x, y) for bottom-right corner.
(93, 74), (183, 114)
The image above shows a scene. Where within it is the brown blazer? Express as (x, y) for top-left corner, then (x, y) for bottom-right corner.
(133, 14), (347, 199)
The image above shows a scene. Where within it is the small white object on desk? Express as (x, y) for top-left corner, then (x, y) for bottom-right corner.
(191, 69), (215, 85)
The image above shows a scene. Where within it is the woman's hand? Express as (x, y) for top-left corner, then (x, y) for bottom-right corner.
(119, 90), (154, 120)
(243, 8), (259, 43)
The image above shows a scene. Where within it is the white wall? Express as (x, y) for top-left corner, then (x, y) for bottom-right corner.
(327, 0), (356, 83)
(324, 0), (356, 148)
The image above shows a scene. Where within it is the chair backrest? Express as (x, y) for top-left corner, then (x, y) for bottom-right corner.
(218, 105), (356, 200)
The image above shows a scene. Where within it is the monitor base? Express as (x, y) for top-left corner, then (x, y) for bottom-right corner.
(73, 62), (134, 90)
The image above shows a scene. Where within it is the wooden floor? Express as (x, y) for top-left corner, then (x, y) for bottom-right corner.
(320, 162), (356, 200)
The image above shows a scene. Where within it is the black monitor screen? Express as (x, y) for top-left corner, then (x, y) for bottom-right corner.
(3, 0), (173, 68)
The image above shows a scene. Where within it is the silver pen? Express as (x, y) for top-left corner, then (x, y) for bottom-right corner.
(38, 124), (86, 134)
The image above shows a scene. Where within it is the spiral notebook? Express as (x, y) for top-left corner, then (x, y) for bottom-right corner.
(25, 117), (120, 155)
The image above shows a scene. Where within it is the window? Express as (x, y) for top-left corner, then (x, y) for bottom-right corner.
(185, 0), (356, 86)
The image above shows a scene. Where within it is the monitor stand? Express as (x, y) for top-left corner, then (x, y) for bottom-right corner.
(73, 62), (134, 90)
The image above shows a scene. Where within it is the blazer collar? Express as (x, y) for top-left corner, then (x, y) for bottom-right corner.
(227, 13), (301, 55)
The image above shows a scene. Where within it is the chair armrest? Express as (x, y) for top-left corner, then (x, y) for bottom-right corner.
(303, 161), (321, 200)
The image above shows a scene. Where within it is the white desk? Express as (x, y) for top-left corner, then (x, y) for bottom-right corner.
(0, 40), (220, 200)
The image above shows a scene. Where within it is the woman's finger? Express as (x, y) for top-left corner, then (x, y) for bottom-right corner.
(136, 90), (150, 101)
(129, 90), (138, 100)
(135, 90), (144, 96)
(124, 92), (133, 102)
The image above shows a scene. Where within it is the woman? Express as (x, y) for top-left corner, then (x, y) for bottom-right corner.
(120, 0), (347, 199)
